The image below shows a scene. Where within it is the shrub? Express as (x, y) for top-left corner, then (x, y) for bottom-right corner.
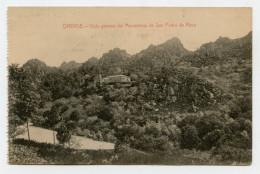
(195, 114), (223, 139)
(97, 106), (113, 121)
(70, 110), (80, 121)
(181, 125), (200, 149)
(212, 145), (252, 164)
(168, 124), (181, 144)
(144, 121), (162, 138)
(31, 114), (45, 127)
(178, 114), (198, 128)
(104, 132), (117, 143)
(56, 124), (71, 146)
(199, 129), (222, 150)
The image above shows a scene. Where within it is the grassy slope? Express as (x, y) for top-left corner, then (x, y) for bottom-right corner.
(9, 139), (113, 165)
(9, 139), (212, 165)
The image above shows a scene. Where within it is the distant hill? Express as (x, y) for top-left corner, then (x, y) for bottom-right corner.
(98, 48), (130, 75)
(184, 32), (252, 67)
(128, 37), (190, 72)
(179, 32), (252, 102)
(60, 61), (83, 71)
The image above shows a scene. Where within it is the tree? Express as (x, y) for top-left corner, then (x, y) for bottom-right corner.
(45, 102), (68, 144)
(38, 89), (51, 108)
(98, 106), (114, 121)
(9, 65), (23, 138)
(56, 124), (71, 147)
(9, 64), (40, 140)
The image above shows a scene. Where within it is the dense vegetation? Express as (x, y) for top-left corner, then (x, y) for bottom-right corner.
(9, 32), (252, 165)
(9, 139), (210, 165)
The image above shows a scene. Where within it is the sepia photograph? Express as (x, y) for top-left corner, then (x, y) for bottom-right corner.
(7, 7), (252, 165)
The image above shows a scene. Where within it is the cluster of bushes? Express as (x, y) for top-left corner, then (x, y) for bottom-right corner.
(32, 96), (118, 144)
(28, 68), (251, 164)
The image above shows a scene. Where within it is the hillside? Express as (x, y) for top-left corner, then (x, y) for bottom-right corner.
(128, 37), (190, 72)
(185, 31), (252, 67)
(183, 32), (252, 104)
(9, 32), (252, 165)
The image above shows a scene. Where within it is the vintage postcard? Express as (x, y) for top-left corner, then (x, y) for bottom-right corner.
(7, 7), (252, 165)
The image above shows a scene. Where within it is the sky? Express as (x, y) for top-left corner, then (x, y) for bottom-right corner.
(8, 7), (252, 67)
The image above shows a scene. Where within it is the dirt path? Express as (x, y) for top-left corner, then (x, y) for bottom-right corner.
(16, 125), (114, 150)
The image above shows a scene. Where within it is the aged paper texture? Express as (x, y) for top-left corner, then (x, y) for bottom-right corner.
(8, 7), (252, 165)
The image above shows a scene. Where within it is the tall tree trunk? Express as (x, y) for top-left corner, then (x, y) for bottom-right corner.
(26, 120), (30, 141)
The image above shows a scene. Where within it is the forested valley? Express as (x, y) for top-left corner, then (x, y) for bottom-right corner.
(8, 32), (252, 165)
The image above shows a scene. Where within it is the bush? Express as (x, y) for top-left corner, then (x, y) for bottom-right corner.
(195, 114), (223, 139)
(181, 125), (200, 149)
(144, 121), (162, 138)
(31, 114), (45, 127)
(97, 106), (113, 121)
(70, 110), (80, 121)
(212, 145), (252, 164)
(104, 132), (117, 143)
(217, 131), (251, 150)
(199, 129), (222, 150)
(56, 124), (71, 146)
(178, 114), (198, 128)
(168, 124), (181, 145)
